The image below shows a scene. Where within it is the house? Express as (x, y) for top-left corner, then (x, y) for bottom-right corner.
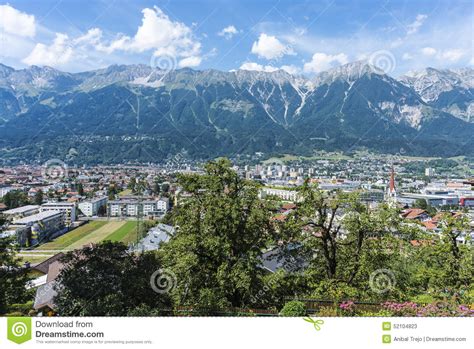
(33, 256), (65, 315)
(401, 208), (431, 221)
(133, 223), (175, 251)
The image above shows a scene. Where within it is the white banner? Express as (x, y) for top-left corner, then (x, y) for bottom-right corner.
(1, 317), (472, 348)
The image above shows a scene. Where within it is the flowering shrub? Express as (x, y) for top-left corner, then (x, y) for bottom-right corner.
(382, 301), (418, 316)
(382, 301), (474, 317)
(339, 301), (355, 315)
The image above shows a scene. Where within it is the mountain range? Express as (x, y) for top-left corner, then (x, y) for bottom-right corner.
(0, 61), (473, 164)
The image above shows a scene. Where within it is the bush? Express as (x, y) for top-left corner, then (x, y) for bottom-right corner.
(317, 306), (338, 317)
(8, 301), (34, 315)
(410, 294), (435, 304)
(280, 301), (307, 316)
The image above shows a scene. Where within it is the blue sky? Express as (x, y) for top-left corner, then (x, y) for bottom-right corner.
(0, 0), (472, 76)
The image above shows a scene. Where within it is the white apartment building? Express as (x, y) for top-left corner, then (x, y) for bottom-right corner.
(40, 202), (76, 225)
(108, 198), (170, 218)
(259, 187), (300, 202)
(78, 196), (107, 217)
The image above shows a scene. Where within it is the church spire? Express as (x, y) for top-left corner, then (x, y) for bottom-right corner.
(389, 165), (395, 194)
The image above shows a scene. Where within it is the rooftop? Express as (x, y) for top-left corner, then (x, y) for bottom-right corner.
(14, 210), (63, 224)
(42, 202), (76, 207)
(3, 205), (40, 215)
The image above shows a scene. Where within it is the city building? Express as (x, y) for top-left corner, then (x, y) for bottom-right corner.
(425, 168), (435, 177)
(40, 202), (76, 226)
(13, 210), (65, 245)
(2, 205), (40, 220)
(398, 193), (459, 207)
(78, 196), (108, 217)
(260, 187), (299, 202)
(108, 198), (169, 218)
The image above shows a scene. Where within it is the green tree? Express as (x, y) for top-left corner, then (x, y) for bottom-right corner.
(77, 182), (84, 196)
(107, 182), (118, 200)
(2, 190), (29, 209)
(153, 181), (161, 195)
(437, 213), (472, 289)
(160, 158), (276, 311)
(414, 198), (428, 209)
(54, 241), (171, 316)
(128, 177), (137, 193)
(0, 236), (30, 314)
(161, 182), (170, 193)
(33, 189), (44, 205)
(283, 181), (421, 301)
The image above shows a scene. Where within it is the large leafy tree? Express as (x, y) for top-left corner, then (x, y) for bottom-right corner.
(283, 180), (422, 301)
(54, 241), (171, 316)
(2, 190), (29, 209)
(160, 158), (277, 311)
(0, 236), (30, 314)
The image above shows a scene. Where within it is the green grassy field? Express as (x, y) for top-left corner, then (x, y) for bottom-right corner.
(118, 189), (132, 196)
(104, 221), (138, 244)
(34, 220), (139, 252)
(17, 254), (54, 265)
(66, 221), (126, 249)
(36, 221), (108, 250)
(18, 220), (141, 264)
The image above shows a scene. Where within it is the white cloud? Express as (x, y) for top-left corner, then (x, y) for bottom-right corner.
(421, 47), (437, 56)
(239, 62), (279, 72)
(178, 55), (202, 68)
(102, 6), (202, 64)
(406, 14), (427, 35)
(0, 4), (36, 38)
(402, 53), (413, 60)
(218, 25), (239, 39)
(441, 49), (465, 62)
(303, 53), (348, 73)
(22, 33), (73, 67)
(238, 62), (301, 74)
(251, 33), (294, 60)
(74, 28), (103, 46)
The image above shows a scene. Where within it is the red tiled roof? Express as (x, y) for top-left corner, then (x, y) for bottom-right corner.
(422, 221), (437, 230)
(402, 208), (427, 219)
(272, 214), (287, 222)
(281, 203), (296, 210)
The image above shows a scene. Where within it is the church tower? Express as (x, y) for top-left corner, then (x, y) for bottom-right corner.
(386, 165), (397, 205)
